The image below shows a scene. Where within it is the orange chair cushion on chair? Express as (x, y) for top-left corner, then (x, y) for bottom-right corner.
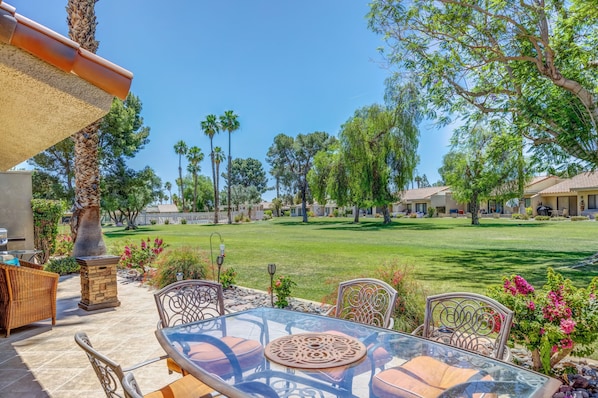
(183, 336), (264, 378)
(372, 356), (493, 398)
(144, 374), (214, 398)
(313, 330), (392, 384)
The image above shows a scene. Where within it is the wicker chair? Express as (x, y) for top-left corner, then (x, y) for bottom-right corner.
(327, 278), (398, 328)
(75, 331), (214, 398)
(0, 261), (58, 337)
(412, 292), (514, 361)
(153, 280), (264, 378)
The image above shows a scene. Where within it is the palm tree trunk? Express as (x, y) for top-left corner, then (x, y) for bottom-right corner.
(71, 121), (106, 257)
(210, 142), (218, 224)
(227, 132), (232, 224)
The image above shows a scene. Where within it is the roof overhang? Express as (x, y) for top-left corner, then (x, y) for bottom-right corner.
(0, 2), (133, 171)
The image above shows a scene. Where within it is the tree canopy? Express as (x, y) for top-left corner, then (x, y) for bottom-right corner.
(368, 0), (598, 171)
(226, 157), (268, 195)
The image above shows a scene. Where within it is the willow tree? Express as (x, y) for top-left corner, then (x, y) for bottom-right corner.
(368, 0), (598, 171)
(340, 102), (419, 224)
(67, 0), (105, 256)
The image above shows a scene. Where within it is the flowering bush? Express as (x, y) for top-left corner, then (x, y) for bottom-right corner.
(119, 237), (166, 274)
(52, 234), (74, 257)
(220, 268), (237, 289)
(487, 268), (598, 374)
(269, 275), (297, 308)
(376, 261), (427, 332)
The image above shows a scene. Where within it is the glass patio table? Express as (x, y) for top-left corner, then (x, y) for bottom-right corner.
(155, 307), (561, 398)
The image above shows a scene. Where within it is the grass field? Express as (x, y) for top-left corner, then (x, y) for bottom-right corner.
(102, 216), (598, 303)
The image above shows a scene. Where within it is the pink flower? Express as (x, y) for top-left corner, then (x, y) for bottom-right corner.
(141, 240), (146, 249)
(275, 280), (281, 287)
(560, 338), (574, 349)
(560, 318), (576, 335)
(527, 301), (536, 311)
(513, 275), (534, 295)
(551, 345), (559, 354)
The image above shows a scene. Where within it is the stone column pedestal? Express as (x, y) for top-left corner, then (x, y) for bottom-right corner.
(77, 255), (121, 311)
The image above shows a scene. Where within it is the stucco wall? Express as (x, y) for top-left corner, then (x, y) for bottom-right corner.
(0, 171), (34, 250)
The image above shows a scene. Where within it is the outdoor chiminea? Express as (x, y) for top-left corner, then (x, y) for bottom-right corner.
(77, 255), (121, 311)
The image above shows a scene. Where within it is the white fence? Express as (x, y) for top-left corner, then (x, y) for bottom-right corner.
(137, 210), (265, 225)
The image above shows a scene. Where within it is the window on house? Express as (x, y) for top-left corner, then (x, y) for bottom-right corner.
(524, 198), (531, 208)
(415, 203), (427, 213)
(589, 195), (597, 209)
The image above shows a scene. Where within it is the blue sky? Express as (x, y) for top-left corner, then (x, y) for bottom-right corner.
(12, 0), (452, 200)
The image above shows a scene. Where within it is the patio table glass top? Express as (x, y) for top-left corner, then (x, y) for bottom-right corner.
(155, 307), (561, 398)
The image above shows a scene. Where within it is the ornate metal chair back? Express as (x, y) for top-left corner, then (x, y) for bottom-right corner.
(333, 278), (398, 328)
(74, 331), (126, 398)
(422, 292), (514, 360)
(154, 280), (225, 328)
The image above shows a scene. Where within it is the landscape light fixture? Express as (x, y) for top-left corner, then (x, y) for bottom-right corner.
(210, 232), (225, 283)
(268, 263), (277, 307)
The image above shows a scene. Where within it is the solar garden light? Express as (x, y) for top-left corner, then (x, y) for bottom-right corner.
(176, 272), (184, 281)
(268, 263), (277, 307)
(210, 232), (225, 283)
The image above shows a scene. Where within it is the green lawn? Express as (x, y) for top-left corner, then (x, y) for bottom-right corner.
(102, 217), (598, 303)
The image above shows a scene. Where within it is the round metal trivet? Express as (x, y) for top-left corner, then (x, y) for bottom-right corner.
(264, 333), (366, 370)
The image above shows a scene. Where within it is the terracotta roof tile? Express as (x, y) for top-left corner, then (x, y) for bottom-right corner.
(538, 171), (598, 195)
(0, 1), (132, 99)
(400, 186), (450, 201)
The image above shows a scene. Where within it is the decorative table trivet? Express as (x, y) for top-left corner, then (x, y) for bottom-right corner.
(264, 333), (366, 369)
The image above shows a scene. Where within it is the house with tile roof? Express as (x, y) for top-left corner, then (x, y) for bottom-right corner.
(536, 171), (598, 218)
(393, 186), (466, 216)
(481, 175), (562, 215)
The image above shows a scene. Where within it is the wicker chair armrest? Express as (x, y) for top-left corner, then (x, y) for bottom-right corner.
(1, 264), (58, 301)
(19, 260), (44, 270)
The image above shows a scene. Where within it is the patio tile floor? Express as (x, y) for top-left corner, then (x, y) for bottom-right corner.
(0, 275), (181, 398)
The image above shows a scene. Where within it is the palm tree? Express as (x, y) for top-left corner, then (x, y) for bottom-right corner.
(67, 0), (106, 256)
(164, 181), (172, 204)
(201, 114), (220, 223)
(213, 146), (225, 212)
(219, 110), (240, 224)
(186, 146), (204, 212)
(173, 140), (188, 211)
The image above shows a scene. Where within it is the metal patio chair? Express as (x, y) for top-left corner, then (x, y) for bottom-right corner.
(74, 331), (213, 398)
(153, 280), (264, 378)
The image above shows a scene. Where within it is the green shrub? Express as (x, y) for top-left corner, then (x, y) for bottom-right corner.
(535, 216), (550, 221)
(265, 210), (272, 217)
(395, 213), (404, 218)
(283, 210), (290, 217)
(333, 209), (339, 217)
(45, 256), (79, 275)
(271, 275), (297, 308)
(526, 207), (533, 216)
(512, 213), (529, 220)
(52, 233), (73, 257)
(427, 207), (435, 218)
(307, 211), (315, 218)
(31, 199), (65, 264)
(234, 213), (244, 222)
(376, 261), (428, 333)
(219, 267), (237, 289)
(550, 216), (567, 221)
(571, 216), (589, 221)
(180, 218), (187, 224)
(262, 213), (272, 221)
(151, 247), (209, 289)
(164, 219), (170, 225)
(409, 213), (417, 218)
(150, 219), (157, 225)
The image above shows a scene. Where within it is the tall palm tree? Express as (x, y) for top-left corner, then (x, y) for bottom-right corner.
(186, 146), (204, 212)
(164, 181), (172, 204)
(219, 110), (240, 224)
(67, 0), (106, 257)
(213, 146), (225, 212)
(201, 115), (220, 223)
(173, 140), (188, 211)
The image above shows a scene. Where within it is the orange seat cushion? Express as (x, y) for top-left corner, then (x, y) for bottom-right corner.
(313, 330), (392, 384)
(170, 336), (264, 378)
(145, 374), (214, 398)
(372, 356), (492, 398)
